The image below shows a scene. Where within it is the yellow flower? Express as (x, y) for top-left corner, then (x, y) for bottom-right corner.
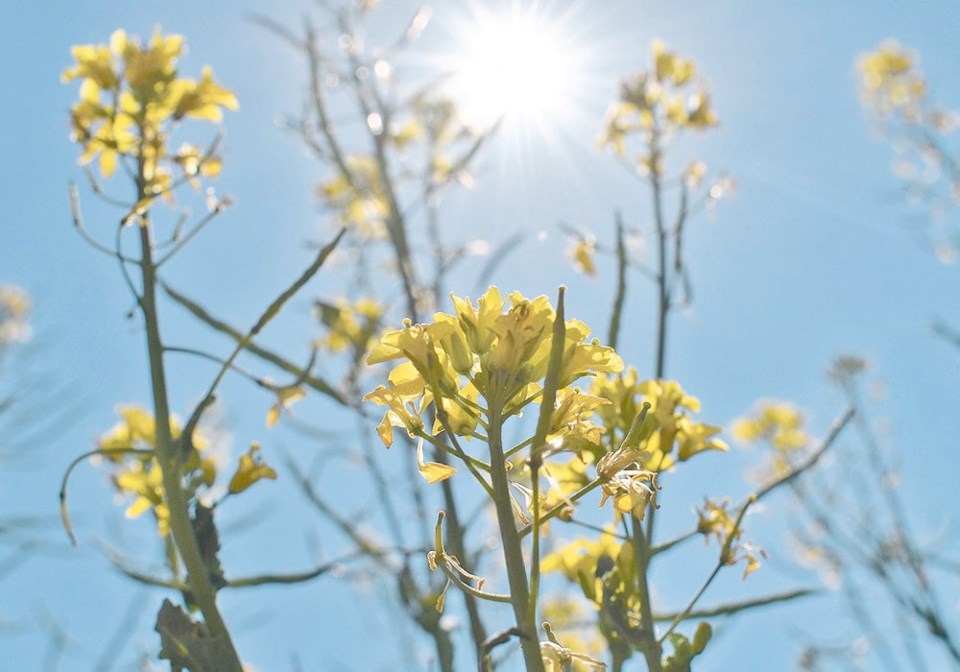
(570, 238), (597, 277)
(100, 405), (217, 536)
(318, 155), (389, 237)
(64, 29), (236, 185)
(685, 91), (717, 128)
(542, 531), (622, 583)
(265, 385), (306, 428)
(696, 498), (765, 578)
(450, 286), (504, 356)
(228, 442), (278, 494)
(732, 401), (808, 452)
(115, 459), (170, 534)
(173, 66), (240, 121)
(859, 43), (915, 92)
(596, 446), (659, 519)
(415, 438), (457, 484)
(592, 372), (726, 472)
(599, 40), (717, 165)
(488, 292), (555, 374)
(365, 288), (623, 452)
(62, 42), (118, 88)
(363, 376), (427, 448)
(548, 388), (609, 454)
(316, 298), (384, 355)
(118, 30), (182, 99)
(858, 42), (928, 117)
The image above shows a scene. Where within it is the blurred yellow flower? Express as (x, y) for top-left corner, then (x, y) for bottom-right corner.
(599, 40), (717, 173)
(228, 442), (278, 494)
(99, 405), (216, 536)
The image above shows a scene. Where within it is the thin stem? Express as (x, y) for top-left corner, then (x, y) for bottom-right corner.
(608, 211), (628, 350)
(69, 183), (136, 261)
(657, 496), (755, 645)
(155, 207), (224, 267)
(194, 228), (344, 415)
(525, 286), (567, 632)
(163, 283), (348, 407)
(517, 478), (604, 539)
(754, 407), (855, 502)
(631, 517), (663, 672)
(59, 447), (155, 546)
(650, 141), (669, 382)
(652, 587), (817, 622)
(336, 17), (420, 320)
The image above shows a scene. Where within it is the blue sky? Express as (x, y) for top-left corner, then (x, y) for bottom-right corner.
(1, 1), (959, 670)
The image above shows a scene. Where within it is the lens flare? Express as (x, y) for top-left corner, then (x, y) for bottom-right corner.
(451, 8), (575, 128)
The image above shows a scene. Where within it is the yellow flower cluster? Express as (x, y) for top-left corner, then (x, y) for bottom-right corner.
(410, 95), (477, 185)
(529, 371), (727, 524)
(98, 406), (216, 536)
(858, 42), (926, 116)
(696, 498), (764, 578)
(600, 40), (717, 172)
(363, 287), (623, 454)
(541, 530), (621, 585)
(63, 29), (237, 194)
(99, 406), (277, 535)
(316, 95), (475, 236)
(732, 400), (809, 478)
(318, 155), (390, 238)
(542, 528), (639, 613)
(732, 402), (807, 451)
(315, 297), (384, 356)
(592, 369), (728, 472)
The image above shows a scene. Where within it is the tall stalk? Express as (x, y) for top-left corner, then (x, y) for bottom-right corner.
(486, 390), (544, 672)
(135, 161), (243, 670)
(632, 127), (670, 672)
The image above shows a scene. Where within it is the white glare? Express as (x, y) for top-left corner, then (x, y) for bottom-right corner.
(453, 10), (573, 127)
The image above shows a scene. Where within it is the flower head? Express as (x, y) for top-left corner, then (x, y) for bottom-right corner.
(64, 29), (236, 193)
(364, 288), (623, 474)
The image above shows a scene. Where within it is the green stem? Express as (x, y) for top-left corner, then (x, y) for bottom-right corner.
(487, 397), (544, 672)
(527, 466), (541, 629)
(517, 478), (604, 539)
(135, 166), (242, 670)
(631, 517), (663, 672)
(608, 211), (628, 350)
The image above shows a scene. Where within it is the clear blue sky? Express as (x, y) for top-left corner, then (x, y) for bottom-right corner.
(1, 1), (958, 670)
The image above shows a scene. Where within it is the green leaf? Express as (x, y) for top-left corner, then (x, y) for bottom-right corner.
(191, 504), (226, 591)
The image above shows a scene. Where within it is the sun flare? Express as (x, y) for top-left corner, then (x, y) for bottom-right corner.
(451, 9), (574, 128)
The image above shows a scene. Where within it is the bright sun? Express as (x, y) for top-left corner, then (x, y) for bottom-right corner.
(451, 8), (574, 128)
